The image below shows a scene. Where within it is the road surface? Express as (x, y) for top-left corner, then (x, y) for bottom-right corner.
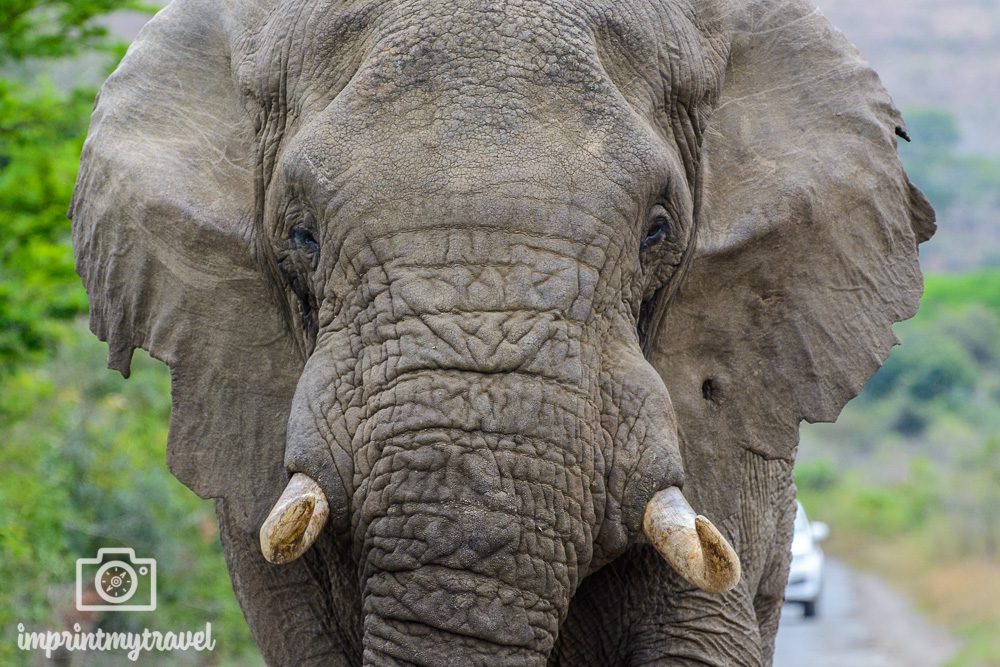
(774, 559), (960, 667)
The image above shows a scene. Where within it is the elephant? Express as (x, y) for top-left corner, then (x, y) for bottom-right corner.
(69, 0), (934, 664)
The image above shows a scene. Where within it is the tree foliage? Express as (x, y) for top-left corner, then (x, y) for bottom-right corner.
(855, 282), (1000, 434)
(1, 4), (263, 663)
(0, 1), (152, 372)
(0, 81), (92, 371)
(1, 329), (262, 665)
(0, 1), (149, 63)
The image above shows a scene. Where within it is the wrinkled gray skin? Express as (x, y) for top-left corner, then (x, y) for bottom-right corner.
(70, 0), (934, 664)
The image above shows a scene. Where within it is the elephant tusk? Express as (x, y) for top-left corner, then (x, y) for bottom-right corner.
(642, 487), (741, 594)
(259, 473), (329, 564)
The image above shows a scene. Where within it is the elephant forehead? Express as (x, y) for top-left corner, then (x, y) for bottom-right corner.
(272, 0), (651, 102)
(353, 0), (608, 105)
(244, 0), (721, 148)
(246, 0), (726, 228)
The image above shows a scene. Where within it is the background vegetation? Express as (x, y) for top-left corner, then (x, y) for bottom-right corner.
(1, 0), (998, 666)
(0, 2), (261, 664)
(815, 0), (1000, 273)
(798, 271), (1000, 667)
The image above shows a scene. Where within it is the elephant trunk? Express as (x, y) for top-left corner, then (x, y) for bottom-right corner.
(351, 366), (595, 663)
(360, 498), (573, 665)
(261, 366), (739, 663)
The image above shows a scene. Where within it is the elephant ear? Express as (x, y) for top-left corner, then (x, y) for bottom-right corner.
(650, 0), (934, 496)
(70, 0), (297, 531)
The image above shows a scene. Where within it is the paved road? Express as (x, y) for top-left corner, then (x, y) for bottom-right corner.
(774, 559), (960, 667)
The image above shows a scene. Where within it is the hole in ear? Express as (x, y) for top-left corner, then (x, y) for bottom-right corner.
(702, 379), (718, 402)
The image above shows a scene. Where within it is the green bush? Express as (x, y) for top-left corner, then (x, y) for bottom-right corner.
(851, 486), (914, 535)
(1, 4), (262, 664)
(795, 459), (840, 493)
(903, 108), (960, 151)
(900, 108), (1000, 224)
(905, 338), (977, 401)
(862, 320), (978, 414)
(0, 79), (92, 371)
(0, 325), (262, 665)
(921, 271), (1000, 318)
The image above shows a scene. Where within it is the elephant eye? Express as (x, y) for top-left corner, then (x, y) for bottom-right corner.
(641, 207), (671, 251)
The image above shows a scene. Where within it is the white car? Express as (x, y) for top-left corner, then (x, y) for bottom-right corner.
(784, 501), (828, 618)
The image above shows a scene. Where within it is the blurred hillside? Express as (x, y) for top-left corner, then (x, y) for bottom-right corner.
(813, 0), (1000, 273)
(814, 0), (1000, 154)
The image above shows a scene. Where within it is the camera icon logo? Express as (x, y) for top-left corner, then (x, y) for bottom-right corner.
(76, 548), (157, 612)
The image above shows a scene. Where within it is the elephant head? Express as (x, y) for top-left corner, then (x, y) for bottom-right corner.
(71, 0), (933, 664)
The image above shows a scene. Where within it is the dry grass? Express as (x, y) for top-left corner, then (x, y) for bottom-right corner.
(921, 562), (1000, 630)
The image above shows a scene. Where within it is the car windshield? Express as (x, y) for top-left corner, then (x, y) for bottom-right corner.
(790, 504), (815, 557)
(794, 504), (810, 537)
